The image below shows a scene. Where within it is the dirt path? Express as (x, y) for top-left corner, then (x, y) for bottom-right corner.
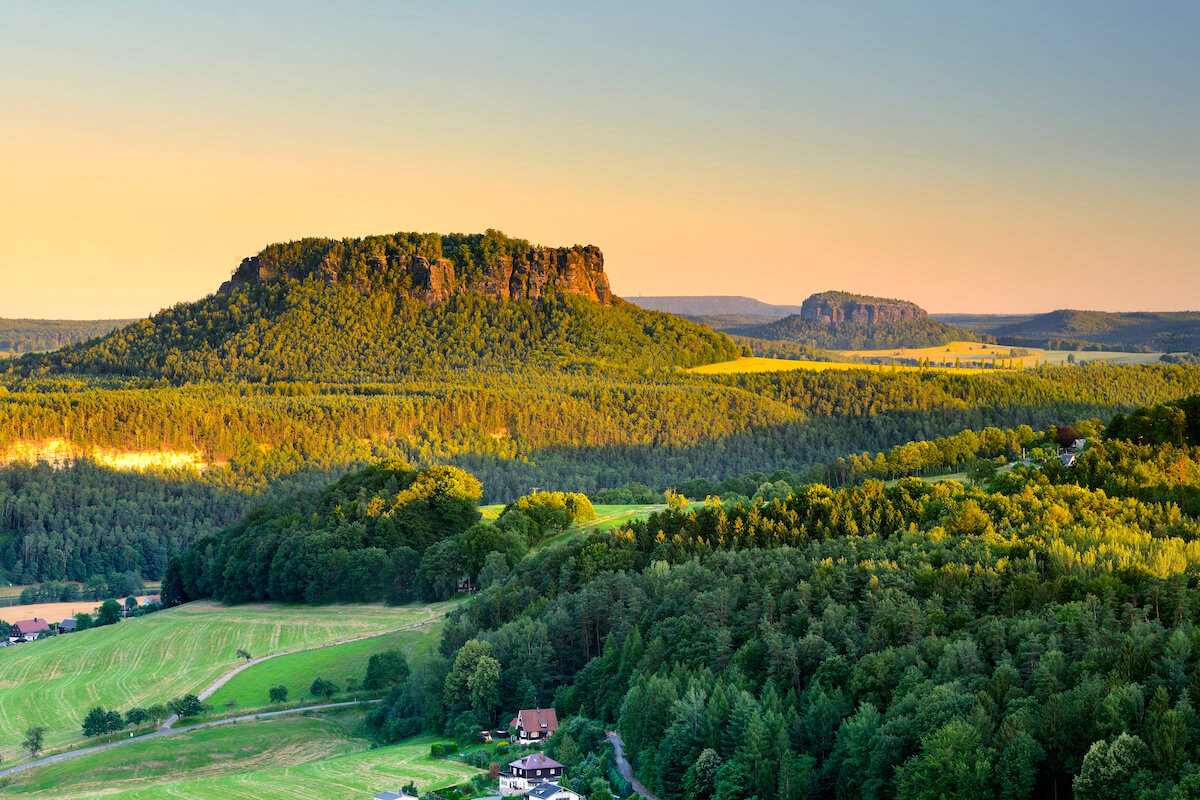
(607, 731), (659, 800)
(0, 700), (381, 779)
(161, 611), (437, 729)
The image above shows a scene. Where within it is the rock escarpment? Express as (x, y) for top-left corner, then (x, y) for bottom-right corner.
(221, 231), (612, 306)
(800, 291), (927, 325)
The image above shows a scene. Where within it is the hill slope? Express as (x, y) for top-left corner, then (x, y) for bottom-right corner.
(937, 309), (1200, 351)
(13, 231), (740, 382)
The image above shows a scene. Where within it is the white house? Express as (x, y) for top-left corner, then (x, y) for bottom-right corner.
(525, 783), (583, 800)
(500, 753), (565, 796)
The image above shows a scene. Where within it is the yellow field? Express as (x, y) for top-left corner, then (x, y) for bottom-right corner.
(689, 357), (990, 375)
(0, 596), (154, 625)
(838, 340), (1164, 368)
(693, 341), (1167, 375)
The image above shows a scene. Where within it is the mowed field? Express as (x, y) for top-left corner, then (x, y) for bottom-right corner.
(692, 342), (1166, 375)
(690, 356), (991, 375)
(206, 623), (443, 711)
(0, 596), (154, 625)
(838, 340), (1165, 368)
(0, 711), (372, 797)
(0, 601), (442, 760)
(2, 729), (480, 800)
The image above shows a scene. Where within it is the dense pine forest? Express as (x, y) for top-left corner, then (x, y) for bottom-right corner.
(159, 410), (1200, 800)
(6, 367), (1200, 583)
(730, 314), (989, 350)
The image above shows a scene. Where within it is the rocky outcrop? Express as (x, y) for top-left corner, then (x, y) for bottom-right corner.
(800, 291), (926, 325)
(221, 234), (612, 306)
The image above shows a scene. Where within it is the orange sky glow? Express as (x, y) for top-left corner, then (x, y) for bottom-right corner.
(2, 2), (1197, 319)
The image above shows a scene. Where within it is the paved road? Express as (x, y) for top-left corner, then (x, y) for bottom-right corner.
(606, 731), (659, 800)
(0, 700), (381, 778)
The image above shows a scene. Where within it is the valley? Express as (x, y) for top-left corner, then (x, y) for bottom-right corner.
(3, 241), (1200, 800)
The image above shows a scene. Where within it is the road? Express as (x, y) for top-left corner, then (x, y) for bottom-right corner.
(161, 614), (435, 728)
(2, 610), (440, 776)
(0, 700), (381, 778)
(606, 731), (659, 800)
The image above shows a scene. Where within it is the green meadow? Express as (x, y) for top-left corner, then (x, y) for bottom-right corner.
(0, 729), (480, 800)
(206, 623), (443, 711)
(0, 601), (442, 761)
(0, 711), (369, 797)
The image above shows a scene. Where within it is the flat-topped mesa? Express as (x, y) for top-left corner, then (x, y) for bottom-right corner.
(800, 291), (927, 325)
(220, 230), (612, 306)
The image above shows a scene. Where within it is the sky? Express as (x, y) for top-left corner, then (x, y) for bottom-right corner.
(1, 1), (1197, 319)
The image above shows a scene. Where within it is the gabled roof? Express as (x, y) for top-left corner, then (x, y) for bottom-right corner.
(516, 707), (559, 733)
(509, 752), (564, 771)
(59, 618), (77, 629)
(526, 784), (577, 800)
(11, 618), (51, 634)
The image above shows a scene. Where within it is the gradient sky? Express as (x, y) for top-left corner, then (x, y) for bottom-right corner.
(2, 1), (1197, 318)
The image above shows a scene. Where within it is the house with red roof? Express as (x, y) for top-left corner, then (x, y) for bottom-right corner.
(509, 707), (559, 744)
(10, 618), (52, 641)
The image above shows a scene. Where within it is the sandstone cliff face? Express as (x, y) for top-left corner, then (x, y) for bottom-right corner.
(800, 293), (926, 325)
(222, 241), (612, 306)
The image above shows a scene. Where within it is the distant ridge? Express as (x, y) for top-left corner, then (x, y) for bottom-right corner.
(937, 309), (1200, 351)
(626, 296), (805, 319)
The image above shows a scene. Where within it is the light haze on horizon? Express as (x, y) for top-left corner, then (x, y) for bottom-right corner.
(2, 1), (1197, 319)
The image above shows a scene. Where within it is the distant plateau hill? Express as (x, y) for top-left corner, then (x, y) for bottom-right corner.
(9, 230), (741, 382)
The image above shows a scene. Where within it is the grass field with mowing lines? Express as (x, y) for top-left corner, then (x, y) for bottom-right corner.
(207, 624), (442, 711)
(0, 710), (371, 797)
(690, 356), (992, 375)
(46, 732), (482, 800)
(0, 601), (440, 761)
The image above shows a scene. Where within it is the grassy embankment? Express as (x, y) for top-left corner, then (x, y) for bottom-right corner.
(0, 715), (479, 800)
(0, 601), (444, 761)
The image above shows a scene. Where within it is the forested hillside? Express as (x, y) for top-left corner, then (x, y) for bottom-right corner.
(162, 431), (1200, 799)
(6, 368), (1200, 582)
(12, 287), (740, 382)
(731, 314), (988, 349)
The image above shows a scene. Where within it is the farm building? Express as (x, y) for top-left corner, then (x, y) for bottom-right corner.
(499, 753), (565, 796)
(10, 618), (52, 641)
(509, 707), (559, 743)
(59, 618), (77, 633)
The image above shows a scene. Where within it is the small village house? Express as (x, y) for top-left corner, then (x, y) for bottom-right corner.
(10, 618), (52, 641)
(499, 753), (564, 796)
(509, 708), (559, 744)
(58, 618), (78, 633)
